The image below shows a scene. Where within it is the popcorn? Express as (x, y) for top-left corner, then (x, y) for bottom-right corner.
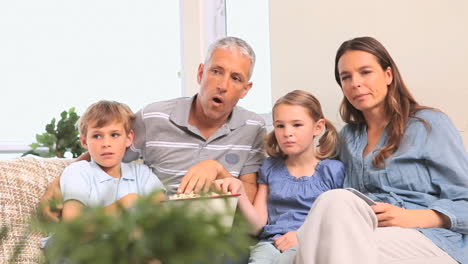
(168, 191), (231, 200)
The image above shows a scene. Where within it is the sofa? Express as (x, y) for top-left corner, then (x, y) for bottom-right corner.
(0, 157), (72, 264)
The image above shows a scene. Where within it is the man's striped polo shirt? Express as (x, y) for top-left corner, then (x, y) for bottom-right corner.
(124, 96), (267, 195)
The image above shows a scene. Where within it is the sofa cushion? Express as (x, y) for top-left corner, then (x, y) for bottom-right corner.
(0, 157), (72, 263)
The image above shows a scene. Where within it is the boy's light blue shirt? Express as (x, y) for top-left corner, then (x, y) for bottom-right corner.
(60, 160), (165, 207)
(339, 109), (468, 263)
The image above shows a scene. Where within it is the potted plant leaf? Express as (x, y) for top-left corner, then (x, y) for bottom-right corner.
(23, 108), (85, 158)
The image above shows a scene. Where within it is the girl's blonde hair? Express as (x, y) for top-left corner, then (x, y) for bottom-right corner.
(265, 90), (339, 160)
(77, 100), (135, 137)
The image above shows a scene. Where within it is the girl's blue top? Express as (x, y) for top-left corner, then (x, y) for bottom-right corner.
(257, 157), (345, 241)
(339, 109), (468, 263)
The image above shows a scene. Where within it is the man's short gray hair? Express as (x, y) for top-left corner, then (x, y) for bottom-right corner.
(204, 36), (256, 80)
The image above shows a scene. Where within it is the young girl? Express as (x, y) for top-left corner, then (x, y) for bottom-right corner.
(214, 90), (345, 264)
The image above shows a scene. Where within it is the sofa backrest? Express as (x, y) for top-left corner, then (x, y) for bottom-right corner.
(0, 157), (72, 263)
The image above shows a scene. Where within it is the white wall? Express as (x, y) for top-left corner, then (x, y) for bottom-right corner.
(269, 0), (468, 149)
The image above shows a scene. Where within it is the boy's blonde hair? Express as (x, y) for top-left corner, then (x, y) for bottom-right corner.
(77, 100), (135, 137)
(266, 90), (339, 159)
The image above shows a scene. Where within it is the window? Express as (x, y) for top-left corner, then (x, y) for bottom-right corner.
(0, 0), (274, 159)
(0, 1), (181, 158)
(226, 0), (272, 114)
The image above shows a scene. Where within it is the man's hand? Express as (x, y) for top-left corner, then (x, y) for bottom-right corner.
(372, 202), (451, 229)
(273, 231), (298, 252)
(40, 177), (63, 222)
(177, 160), (227, 194)
(76, 151), (91, 162)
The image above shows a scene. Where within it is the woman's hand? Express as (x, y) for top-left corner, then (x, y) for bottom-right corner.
(212, 177), (245, 195)
(273, 231), (298, 252)
(372, 202), (450, 229)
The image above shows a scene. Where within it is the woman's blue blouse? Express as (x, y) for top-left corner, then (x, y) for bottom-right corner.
(339, 109), (468, 263)
(257, 157), (345, 241)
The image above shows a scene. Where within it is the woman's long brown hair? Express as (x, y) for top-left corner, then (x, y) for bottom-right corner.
(334, 37), (430, 168)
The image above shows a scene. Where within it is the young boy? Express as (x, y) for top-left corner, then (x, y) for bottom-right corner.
(60, 100), (165, 220)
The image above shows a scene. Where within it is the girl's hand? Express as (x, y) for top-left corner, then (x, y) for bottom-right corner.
(372, 202), (450, 228)
(273, 231), (298, 252)
(212, 177), (244, 195)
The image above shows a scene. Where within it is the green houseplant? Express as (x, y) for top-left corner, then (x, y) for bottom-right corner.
(23, 108), (85, 158)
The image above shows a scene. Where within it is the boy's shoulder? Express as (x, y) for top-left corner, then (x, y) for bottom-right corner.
(63, 160), (93, 172)
(65, 161), (152, 174)
(60, 160), (95, 186)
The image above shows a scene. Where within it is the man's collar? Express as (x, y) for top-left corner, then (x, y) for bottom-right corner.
(169, 96), (194, 127)
(226, 106), (245, 130)
(169, 94), (244, 130)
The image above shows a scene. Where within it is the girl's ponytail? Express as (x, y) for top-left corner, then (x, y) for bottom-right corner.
(265, 130), (283, 158)
(316, 118), (339, 159)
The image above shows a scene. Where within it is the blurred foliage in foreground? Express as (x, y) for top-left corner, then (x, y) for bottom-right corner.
(30, 193), (251, 264)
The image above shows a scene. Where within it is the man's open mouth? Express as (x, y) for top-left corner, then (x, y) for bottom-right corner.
(212, 97), (223, 104)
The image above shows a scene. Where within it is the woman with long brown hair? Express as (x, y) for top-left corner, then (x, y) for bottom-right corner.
(294, 37), (468, 264)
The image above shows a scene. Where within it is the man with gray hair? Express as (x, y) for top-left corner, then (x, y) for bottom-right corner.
(41, 36), (265, 221)
(125, 36), (265, 201)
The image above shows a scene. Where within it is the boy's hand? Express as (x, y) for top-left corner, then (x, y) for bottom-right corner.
(212, 178), (244, 195)
(151, 192), (166, 203)
(273, 231), (298, 252)
(104, 193), (140, 215)
(118, 193), (140, 209)
(40, 177), (63, 222)
(178, 160), (224, 194)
